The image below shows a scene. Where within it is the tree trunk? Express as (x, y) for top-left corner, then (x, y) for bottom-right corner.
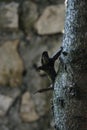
(53, 0), (87, 130)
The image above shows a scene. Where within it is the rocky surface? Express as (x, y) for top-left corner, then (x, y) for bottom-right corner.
(0, 94), (13, 116)
(20, 92), (39, 122)
(0, 2), (19, 30)
(18, 0), (38, 35)
(0, 40), (24, 87)
(0, 0), (65, 130)
(34, 4), (65, 35)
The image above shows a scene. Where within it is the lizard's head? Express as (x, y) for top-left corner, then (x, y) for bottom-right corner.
(41, 51), (49, 64)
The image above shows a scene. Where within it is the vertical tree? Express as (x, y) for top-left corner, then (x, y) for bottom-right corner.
(53, 0), (87, 130)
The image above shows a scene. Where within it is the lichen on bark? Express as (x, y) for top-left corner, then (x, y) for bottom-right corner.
(53, 0), (87, 130)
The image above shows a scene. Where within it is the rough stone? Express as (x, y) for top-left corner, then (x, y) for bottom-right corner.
(20, 92), (39, 122)
(18, 1), (38, 35)
(0, 94), (13, 116)
(0, 2), (19, 30)
(0, 40), (24, 87)
(34, 4), (65, 35)
(0, 125), (9, 130)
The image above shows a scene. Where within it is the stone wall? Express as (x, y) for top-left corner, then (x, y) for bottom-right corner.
(0, 0), (65, 130)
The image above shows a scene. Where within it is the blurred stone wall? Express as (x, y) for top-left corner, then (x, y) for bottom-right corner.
(0, 0), (65, 130)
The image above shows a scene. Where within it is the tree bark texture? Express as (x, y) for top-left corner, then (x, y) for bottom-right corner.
(53, 0), (87, 130)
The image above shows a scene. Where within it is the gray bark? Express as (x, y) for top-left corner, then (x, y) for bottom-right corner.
(53, 0), (87, 130)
